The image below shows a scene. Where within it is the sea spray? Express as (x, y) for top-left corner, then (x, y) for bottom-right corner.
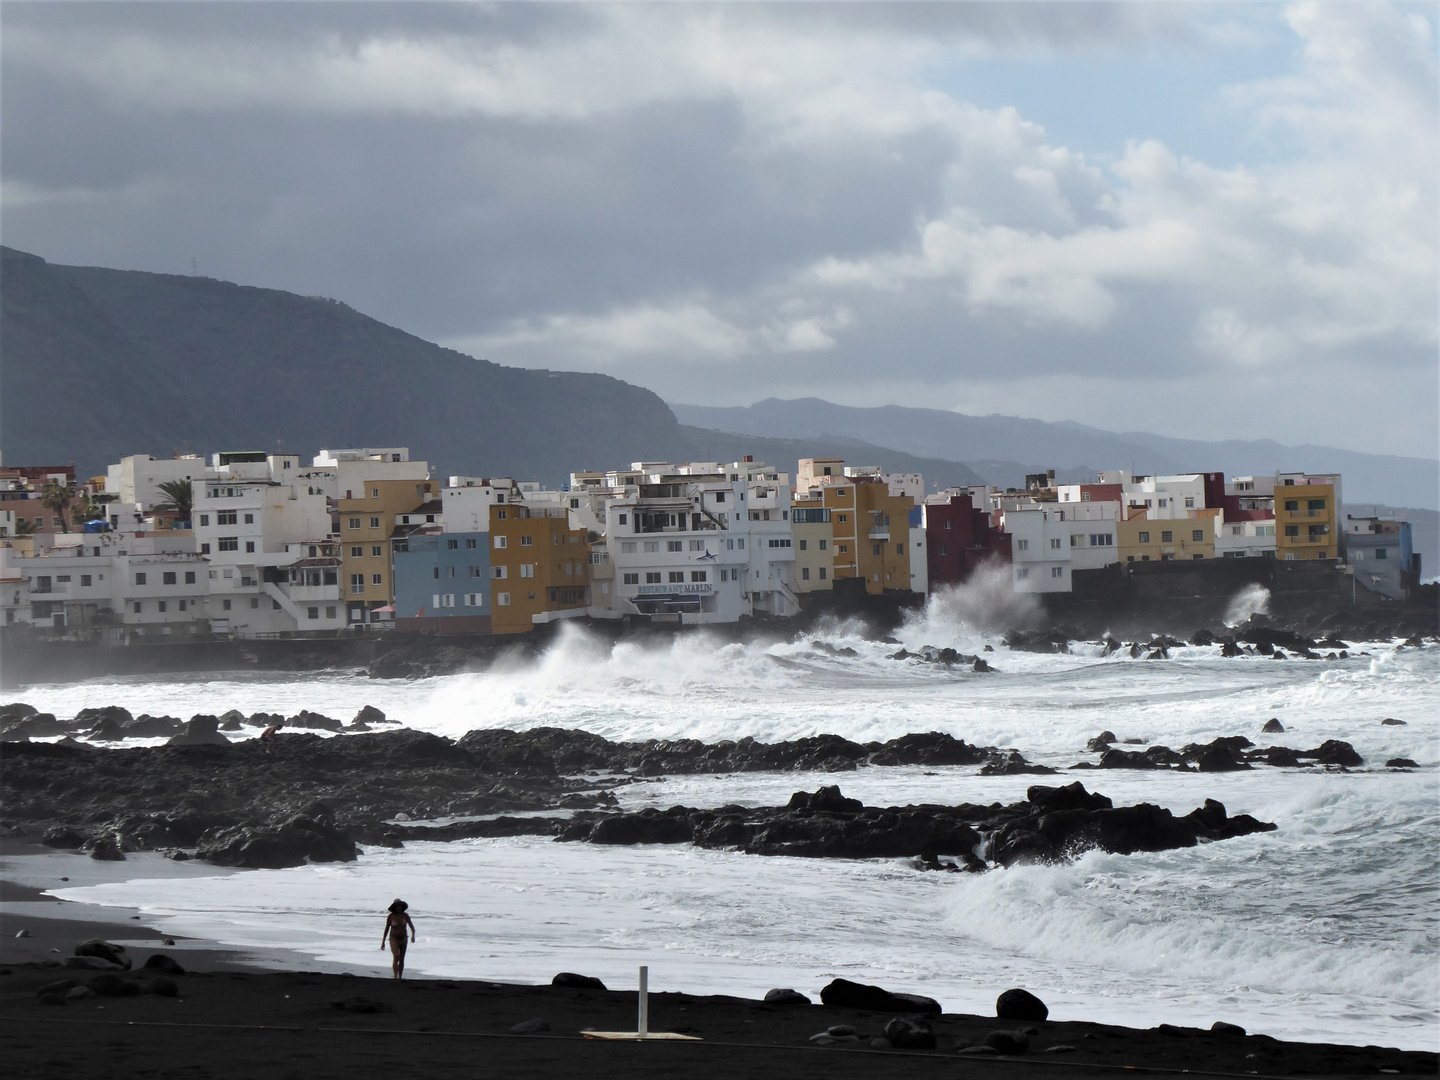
(902, 563), (1040, 642)
(1224, 583), (1271, 626)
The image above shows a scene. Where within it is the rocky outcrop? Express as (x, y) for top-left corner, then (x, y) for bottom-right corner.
(196, 813), (358, 869)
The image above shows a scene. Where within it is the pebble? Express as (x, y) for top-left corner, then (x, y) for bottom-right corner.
(15, 929), (30, 938)
(956, 1045), (999, 1055)
(1045, 1045), (1077, 1053)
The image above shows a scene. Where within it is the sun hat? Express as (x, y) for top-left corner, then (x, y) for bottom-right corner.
(388, 899), (408, 913)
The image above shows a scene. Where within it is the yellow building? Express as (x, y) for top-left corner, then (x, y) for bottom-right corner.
(1117, 509), (1217, 562)
(488, 504), (590, 634)
(1275, 473), (1339, 560)
(851, 480), (913, 593)
(791, 496), (833, 592)
(339, 478), (437, 623)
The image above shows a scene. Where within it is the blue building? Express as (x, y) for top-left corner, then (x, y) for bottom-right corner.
(391, 530), (491, 633)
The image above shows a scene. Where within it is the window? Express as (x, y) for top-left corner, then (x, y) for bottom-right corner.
(690, 540), (705, 551)
(371, 488), (379, 499)
(369, 516), (381, 529)
(351, 546), (363, 558)
(348, 518), (361, 530)
(158, 601), (167, 612)
(668, 571), (684, 583)
(802, 567), (811, 581)
(494, 536), (508, 549)
(1161, 531), (1173, 543)
(714, 491), (726, 503)
(223, 599), (232, 611)
(938, 544), (948, 556)
(623, 573), (640, 585)
(163, 572), (177, 585)
(645, 572), (662, 584)
(1284, 525), (1300, 537)
(185, 571), (196, 584)
(837, 544), (848, 553)
(691, 571), (707, 582)
(1308, 499), (1326, 511)
(837, 514), (847, 523)
(251, 598), (260, 608)
(520, 564), (534, 578)
(1158, 499), (1167, 508)
(217, 510), (238, 526)
(1090, 534), (1114, 547)
(1016, 568), (1029, 580)
(618, 514), (627, 525)
(133, 601), (144, 613)
(219, 537), (238, 551)
(1138, 531), (1150, 543)
(872, 544), (881, 556)
(447, 539), (458, 550)
(769, 538), (792, 548)
(1017, 539), (1029, 551)
(466, 538), (477, 549)
(1192, 530), (1204, 542)
(1051, 567), (1064, 578)
(496, 509), (508, 520)
(798, 539), (807, 551)
(644, 541), (659, 553)
(371, 573), (383, 586)
(492, 566), (508, 579)
(1376, 548), (1388, 560)
(1050, 538), (1061, 550)
(1071, 535), (1082, 547)
(199, 514), (210, 526)
(326, 606), (337, 618)
(521, 536), (533, 547)
(200, 543), (211, 555)
(243, 513), (254, 525)
(442, 594), (455, 608)
(496, 592), (510, 606)
(737, 539), (745, 549)
(1284, 500), (1299, 512)
(1185, 498), (1195, 509)
(81, 574), (92, 587)
(464, 594), (480, 607)
(135, 572), (147, 585)
(178, 600), (187, 611)
(818, 567), (827, 580)
(896, 543), (904, 555)
(819, 539), (827, 550)
(1232, 525), (1243, 536)
(307, 607), (319, 620)
(245, 541), (256, 553)
(371, 546), (382, 557)
(667, 540), (683, 552)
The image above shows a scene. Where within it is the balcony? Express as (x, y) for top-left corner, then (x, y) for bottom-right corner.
(867, 528), (890, 541)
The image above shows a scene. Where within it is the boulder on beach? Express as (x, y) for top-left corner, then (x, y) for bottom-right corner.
(142, 953), (185, 975)
(764, 988), (811, 1006)
(75, 939), (131, 969)
(42, 825), (86, 848)
(996, 987), (1049, 1021)
(166, 716), (230, 747)
(85, 836), (126, 861)
(984, 1030), (1031, 1054)
(196, 815), (357, 869)
(819, 978), (941, 1015)
(884, 1017), (937, 1049)
(551, 972), (606, 990)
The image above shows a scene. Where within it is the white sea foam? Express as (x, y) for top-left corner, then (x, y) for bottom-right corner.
(1224, 584), (1271, 626)
(14, 633), (1438, 1049)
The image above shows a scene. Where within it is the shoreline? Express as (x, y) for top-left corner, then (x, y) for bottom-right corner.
(2, 864), (1435, 1078)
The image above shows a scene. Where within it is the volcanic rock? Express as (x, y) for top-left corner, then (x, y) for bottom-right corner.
(764, 988), (811, 1006)
(820, 978), (940, 1015)
(997, 988), (1049, 1021)
(551, 972), (606, 990)
(1261, 718), (1285, 734)
(166, 716), (230, 746)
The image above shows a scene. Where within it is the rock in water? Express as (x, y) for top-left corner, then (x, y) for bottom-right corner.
(996, 988), (1049, 1021)
(1261, 718), (1285, 734)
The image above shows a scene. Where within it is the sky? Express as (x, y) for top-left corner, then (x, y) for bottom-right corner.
(3, 2), (1436, 459)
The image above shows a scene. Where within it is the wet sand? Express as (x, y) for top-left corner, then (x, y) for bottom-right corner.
(3, 861), (1436, 1080)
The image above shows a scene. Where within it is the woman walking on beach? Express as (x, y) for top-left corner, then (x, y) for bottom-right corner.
(380, 899), (416, 979)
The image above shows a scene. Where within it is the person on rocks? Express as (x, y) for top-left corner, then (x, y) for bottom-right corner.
(381, 899), (416, 979)
(259, 718), (284, 755)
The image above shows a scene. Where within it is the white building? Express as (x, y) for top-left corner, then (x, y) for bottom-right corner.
(104, 454), (208, 510)
(303, 448), (430, 501)
(999, 505), (1074, 593)
(573, 459), (799, 624)
(1099, 471), (1208, 519)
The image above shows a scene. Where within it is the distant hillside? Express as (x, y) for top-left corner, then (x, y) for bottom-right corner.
(671, 398), (1439, 509)
(1, 247), (682, 483)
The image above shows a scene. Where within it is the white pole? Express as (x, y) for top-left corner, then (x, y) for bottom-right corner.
(637, 965), (649, 1037)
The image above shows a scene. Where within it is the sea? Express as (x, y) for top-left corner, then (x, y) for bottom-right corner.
(12, 581), (1439, 1051)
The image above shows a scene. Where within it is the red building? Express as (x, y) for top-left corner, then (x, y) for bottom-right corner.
(924, 491), (1011, 587)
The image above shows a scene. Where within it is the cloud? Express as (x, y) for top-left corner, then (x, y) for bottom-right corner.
(1, 2), (1434, 456)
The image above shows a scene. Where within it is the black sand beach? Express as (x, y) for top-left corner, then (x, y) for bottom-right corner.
(2, 850), (1435, 1080)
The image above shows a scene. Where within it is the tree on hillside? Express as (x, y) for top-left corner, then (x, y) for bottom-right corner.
(154, 479), (194, 523)
(39, 481), (73, 532)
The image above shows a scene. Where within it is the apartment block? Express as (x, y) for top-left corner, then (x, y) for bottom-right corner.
(488, 504), (589, 634)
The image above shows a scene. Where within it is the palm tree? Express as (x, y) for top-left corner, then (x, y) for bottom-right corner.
(154, 479), (194, 525)
(39, 481), (73, 533)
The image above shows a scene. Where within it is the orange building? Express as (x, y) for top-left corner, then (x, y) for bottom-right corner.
(488, 504), (590, 634)
(339, 478), (437, 623)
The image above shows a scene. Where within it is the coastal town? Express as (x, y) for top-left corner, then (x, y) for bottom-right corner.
(0, 448), (1421, 640)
